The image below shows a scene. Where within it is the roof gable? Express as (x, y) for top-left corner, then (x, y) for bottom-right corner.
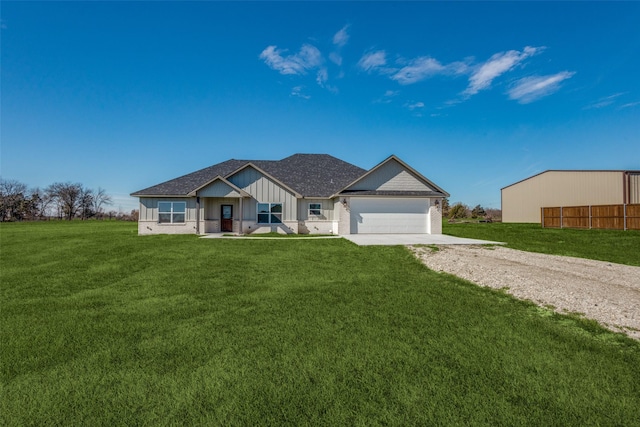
(339, 155), (449, 197)
(227, 163), (302, 198)
(191, 176), (249, 198)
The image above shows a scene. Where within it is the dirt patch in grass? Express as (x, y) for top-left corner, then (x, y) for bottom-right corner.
(410, 245), (640, 340)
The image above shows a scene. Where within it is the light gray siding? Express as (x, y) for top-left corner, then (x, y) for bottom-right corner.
(138, 197), (197, 235)
(228, 166), (297, 221)
(298, 199), (334, 221)
(139, 197), (196, 222)
(197, 180), (242, 198)
(348, 158), (433, 192)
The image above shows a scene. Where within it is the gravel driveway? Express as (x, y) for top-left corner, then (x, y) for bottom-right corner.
(410, 245), (640, 340)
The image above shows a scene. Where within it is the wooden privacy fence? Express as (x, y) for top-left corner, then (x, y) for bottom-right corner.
(541, 204), (640, 230)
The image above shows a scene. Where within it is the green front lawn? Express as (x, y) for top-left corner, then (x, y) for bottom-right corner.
(1, 221), (639, 425)
(444, 222), (640, 266)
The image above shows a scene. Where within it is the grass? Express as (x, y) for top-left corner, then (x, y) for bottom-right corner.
(443, 221), (640, 266)
(1, 221), (640, 425)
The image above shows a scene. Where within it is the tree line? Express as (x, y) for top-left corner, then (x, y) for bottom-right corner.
(441, 198), (502, 222)
(0, 178), (136, 222)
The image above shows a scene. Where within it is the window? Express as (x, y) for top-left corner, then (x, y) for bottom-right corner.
(257, 203), (282, 224)
(158, 201), (186, 224)
(308, 203), (321, 216)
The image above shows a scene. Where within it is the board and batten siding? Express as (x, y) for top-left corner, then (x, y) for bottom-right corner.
(502, 171), (625, 223)
(138, 197), (197, 235)
(227, 166), (297, 221)
(297, 199), (335, 221)
(348, 159), (434, 192)
(139, 197), (196, 222)
(196, 180), (242, 198)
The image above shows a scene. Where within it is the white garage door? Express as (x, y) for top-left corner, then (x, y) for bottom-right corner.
(350, 198), (429, 234)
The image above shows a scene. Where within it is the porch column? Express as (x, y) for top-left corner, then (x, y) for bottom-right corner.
(195, 196), (200, 234)
(239, 197), (244, 235)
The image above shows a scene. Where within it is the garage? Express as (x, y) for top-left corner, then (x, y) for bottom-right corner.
(350, 197), (429, 234)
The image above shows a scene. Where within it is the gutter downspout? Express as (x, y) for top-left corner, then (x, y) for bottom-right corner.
(196, 196), (201, 234)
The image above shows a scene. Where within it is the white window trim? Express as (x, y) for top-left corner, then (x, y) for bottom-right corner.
(158, 201), (186, 224)
(308, 203), (322, 217)
(257, 202), (283, 224)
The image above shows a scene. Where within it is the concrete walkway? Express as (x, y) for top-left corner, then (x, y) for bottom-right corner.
(201, 233), (502, 246)
(200, 233), (341, 240)
(342, 234), (503, 246)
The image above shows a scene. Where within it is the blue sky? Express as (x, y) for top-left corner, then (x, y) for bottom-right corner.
(2, 2), (639, 211)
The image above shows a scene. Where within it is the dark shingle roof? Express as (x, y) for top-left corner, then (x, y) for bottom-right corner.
(131, 154), (366, 198)
(130, 159), (250, 196)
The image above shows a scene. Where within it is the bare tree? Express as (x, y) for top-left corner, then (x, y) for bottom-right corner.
(0, 179), (28, 221)
(46, 182), (84, 220)
(92, 187), (113, 219)
(78, 187), (94, 220)
(30, 187), (55, 219)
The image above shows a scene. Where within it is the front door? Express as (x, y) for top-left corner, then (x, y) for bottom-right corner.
(221, 205), (233, 232)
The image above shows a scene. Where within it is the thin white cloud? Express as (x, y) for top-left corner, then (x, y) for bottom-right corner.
(508, 71), (575, 104)
(405, 101), (425, 110)
(316, 68), (328, 86)
(357, 50), (387, 72)
(329, 52), (342, 66)
(391, 57), (468, 85)
(260, 44), (322, 75)
(373, 90), (399, 104)
(583, 92), (627, 110)
(290, 86), (311, 100)
(464, 46), (544, 96)
(392, 57), (445, 85)
(333, 25), (350, 48)
(620, 101), (640, 109)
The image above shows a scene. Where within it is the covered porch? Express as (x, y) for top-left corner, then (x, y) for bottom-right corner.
(192, 176), (252, 235)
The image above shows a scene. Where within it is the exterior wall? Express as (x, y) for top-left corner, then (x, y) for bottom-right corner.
(336, 197), (350, 235)
(202, 198), (240, 233)
(228, 167), (297, 221)
(348, 159), (433, 192)
(197, 180), (241, 198)
(138, 197), (197, 235)
(297, 198), (338, 235)
(502, 171), (624, 223)
(297, 199), (335, 221)
(429, 198), (442, 234)
(630, 173), (640, 204)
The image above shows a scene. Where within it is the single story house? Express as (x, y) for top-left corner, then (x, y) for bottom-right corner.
(131, 154), (449, 235)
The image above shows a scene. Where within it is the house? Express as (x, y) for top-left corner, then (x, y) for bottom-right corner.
(501, 170), (640, 223)
(131, 154), (449, 235)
